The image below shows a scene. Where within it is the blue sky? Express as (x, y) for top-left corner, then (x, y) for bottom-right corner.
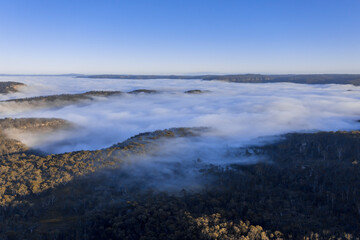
(0, 0), (359, 74)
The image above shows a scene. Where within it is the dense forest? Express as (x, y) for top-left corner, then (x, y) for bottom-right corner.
(0, 90), (123, 113)
(2, 90), (122, 105)
(0, 89), (211, 112)
(80, 74), (360, 85)
(0, 117), (71, 131)
(1, 81), (360, 239)
(1, 122), (360, 239)
(0, 89), (169, 110)
(184, 90), (210, 94)
(0, 118), (71, 156)
(0, 82), (25, 94)
(0, 124), (201, 206)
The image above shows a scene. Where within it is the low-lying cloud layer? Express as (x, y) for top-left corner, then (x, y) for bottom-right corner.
(1, 76), (360, 156)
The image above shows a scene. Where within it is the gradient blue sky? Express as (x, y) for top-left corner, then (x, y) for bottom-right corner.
(0, 0), (359, 74)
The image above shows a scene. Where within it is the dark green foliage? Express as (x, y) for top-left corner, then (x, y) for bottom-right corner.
(0, 81), (25, 93)
(0, 117), (71, 131)
(0, 133), (28, 155)
(0, 89), (162, 111)
(0, 91), (123, 111)
(1, 128), (360, 239)
(0, 126), (201, 206)
(128, 89), (158, 94)
(184, 90), (209, 94)
(0, 117), (71, 156)
(3, 91), (122, 104)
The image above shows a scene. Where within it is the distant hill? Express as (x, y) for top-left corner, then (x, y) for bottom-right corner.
(3, 90), (123, 104)
(0, 117), (71, 132)
(80, 74), (360, 85)
(0, 117), (72, 156)
(0, 81), (25, 93)
(0, 91), (123, 111)
(0, 90), (164, 112)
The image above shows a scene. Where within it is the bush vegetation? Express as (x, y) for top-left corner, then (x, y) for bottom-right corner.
(1, 127), (360, 239)
(0, 81), (25, 94)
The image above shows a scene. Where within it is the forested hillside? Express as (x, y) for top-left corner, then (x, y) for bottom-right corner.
(0, 126), (201, 206)
(81, 74), (360, 85)
(0, 118), (71, 156)
(1, 91), (123, 109)
(0, 82), (25, 94)
(1, 126), (360, 239)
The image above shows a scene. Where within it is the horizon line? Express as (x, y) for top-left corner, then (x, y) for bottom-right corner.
(1, 73), (360, 77)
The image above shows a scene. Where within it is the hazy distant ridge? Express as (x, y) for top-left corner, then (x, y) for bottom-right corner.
(81, 74), (360, 85)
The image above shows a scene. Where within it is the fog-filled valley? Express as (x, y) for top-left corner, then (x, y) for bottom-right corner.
(1, 76), (360, 239)
(1, 76), (360, 153)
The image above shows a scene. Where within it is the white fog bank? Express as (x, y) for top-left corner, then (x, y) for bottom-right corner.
(1, 76), (360, 154)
